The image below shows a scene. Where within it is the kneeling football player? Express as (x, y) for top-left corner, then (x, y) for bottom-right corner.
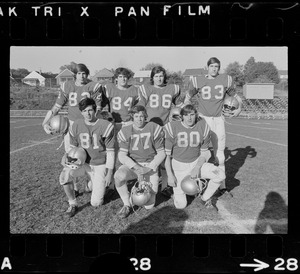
(164, 104), (225, 210)
(114, 105), (166, 218)
(59, 98), (115, 217)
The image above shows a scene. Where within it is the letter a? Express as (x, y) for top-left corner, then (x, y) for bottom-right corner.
(1, 257), (12, 270)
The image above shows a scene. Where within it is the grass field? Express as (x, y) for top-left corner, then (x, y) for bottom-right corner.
(10, 117), (288, 234)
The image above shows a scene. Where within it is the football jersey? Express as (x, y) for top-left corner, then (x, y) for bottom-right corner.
(69, 118), (115, 166)
(102, 83), (139, 123)
(55, 80), (102, 122)
(138, 84), (182, 126)
(117, 121), (164, 163)
(164, 118), (210, 163)
(187, 74), (236, 117)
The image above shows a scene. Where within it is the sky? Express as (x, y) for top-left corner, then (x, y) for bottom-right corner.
(10, 46), (287, 76)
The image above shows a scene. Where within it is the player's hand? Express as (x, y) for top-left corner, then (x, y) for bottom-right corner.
(43, 123), (53, 134)
(222, 109), (234, 118)
(104, 169), (113, 187)
(231, 107), (242, 117)
(191, 166), (201, 179)
(167, 174), (177, 187)
(61, 153), (68, 167)
(134, 165), (152, 176)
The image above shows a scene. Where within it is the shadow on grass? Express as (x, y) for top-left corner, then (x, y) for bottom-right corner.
(224, 145), (257, 191)
(120, 206), (188, 234)
(254, 191), (288, 234)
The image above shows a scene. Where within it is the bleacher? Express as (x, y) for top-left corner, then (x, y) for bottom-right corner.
(239, 96), (288, 119)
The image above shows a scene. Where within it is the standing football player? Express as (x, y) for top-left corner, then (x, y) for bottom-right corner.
(101, 67), (139, 124)
(100, 67), (140, 194)
(42, 63), (103, 196)
(138, 66), (185, 197)
(114, 105), (166, 218)
(60, 97), (115, 217)
(164, 104), (225, 210)
(184, 57), (243, 197)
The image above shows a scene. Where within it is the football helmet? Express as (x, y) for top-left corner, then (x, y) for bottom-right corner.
(130, 180), (152, 206)
(65, 147), (87, 169)
(223, 96), (239, 114)
(98, 110), (114, 123)
(169, 107), (182, 122)
(49, 115), (69, 134)
(181, 175), (208, 196)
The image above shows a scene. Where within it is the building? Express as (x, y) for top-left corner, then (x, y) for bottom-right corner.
(182, 68), (208, 80)
(22, 71), (46, 87)
(133, 70), (151, 84)
(55, 69), (74, 86)
(243, 83), (275, 99)
(278, 70), (288, 80)
(91, 68), (114, 83)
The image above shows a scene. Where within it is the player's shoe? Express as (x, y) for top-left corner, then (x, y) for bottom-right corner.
(214, 188), (233, 199)
(160, 186), (173, 198)
(199, 198), (218, 213)
(75, 190), (80, 198)
(66, 205), (78, 217)
(118, 205), (131, 219)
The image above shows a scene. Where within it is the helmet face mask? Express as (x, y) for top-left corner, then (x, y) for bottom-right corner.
(223, 96), (239, 115)
(49, 115), (69, 134)
(66, 147), (87, 169)
(130, 181), (152, 206)
(181, 175), (208, 196)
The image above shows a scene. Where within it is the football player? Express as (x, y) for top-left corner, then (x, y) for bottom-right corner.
(184, 57), (243, 197)
(100, 67), (140, 194)
(164, 104), (225, 210)
(101, 67), (139, 124)
(60, 97), (115, 217)
(114, 105), (166, 218)
(42, 63), (103, 196)
(138, 66), (185, 197)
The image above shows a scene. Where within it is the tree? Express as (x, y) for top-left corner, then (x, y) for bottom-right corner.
(224, 62), (245, 87)
(59, 61), (77, 72)
(253, 62), (280, 84)
(167, 71), (184, 85)
(140, 63), (163, 71)
(11, 68), (30, 79)
(243, 57), (256, 83)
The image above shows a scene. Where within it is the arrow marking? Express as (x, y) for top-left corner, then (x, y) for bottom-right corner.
(240, 258), (269, 272)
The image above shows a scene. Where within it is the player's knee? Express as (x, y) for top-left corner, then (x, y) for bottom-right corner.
(173, 194), (187, 209)
(211, 167), (226, 183)
(59, 167), (72, 185)
(91, 198), (104, 207)
(114, 168), (128, 187)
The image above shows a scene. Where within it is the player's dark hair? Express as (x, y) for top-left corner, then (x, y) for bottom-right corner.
(180, 104), (198, 117)
(150, 66), (167, 85)
(79, 97), (96, 112)
(207, 57), (221, 68)
(73, 63), (90, 77)
(129, 105), (148, 120)
(114, 67), (132, 79)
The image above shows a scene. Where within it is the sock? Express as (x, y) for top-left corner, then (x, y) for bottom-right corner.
(218, 164), (226, 189)
(73, 177), (78, 191)
(116, 183), (130, 206)
(68, 198), (77, 206)
(202, 181), (221, 201)
(160, 168), (168, 190)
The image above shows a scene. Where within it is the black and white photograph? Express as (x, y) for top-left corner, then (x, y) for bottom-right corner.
(10, 46), (288, 234)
